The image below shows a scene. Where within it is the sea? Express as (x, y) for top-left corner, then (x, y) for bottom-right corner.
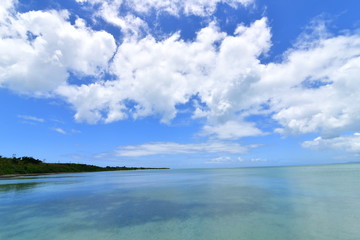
(1, 164), (359, 240)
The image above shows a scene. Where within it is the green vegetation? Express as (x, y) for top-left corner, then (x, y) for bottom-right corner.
(0, 155), (168, 176)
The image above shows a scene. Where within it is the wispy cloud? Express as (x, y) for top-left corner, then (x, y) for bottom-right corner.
(18, 115), (45, 123)
(237, 157), (267, 162)
(53, 127), (67, 134)
(113, 141), (250, 157)
(206, 156), (267, 164)
(206, 156), (233, 164)
(202, 120), (266, 140)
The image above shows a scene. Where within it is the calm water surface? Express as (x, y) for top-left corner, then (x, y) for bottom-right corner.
(1, 164), (359, 240)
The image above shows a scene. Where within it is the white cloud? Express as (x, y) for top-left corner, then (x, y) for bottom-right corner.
(0, 0), (15, 23)
(206, 156), (266, 164)
(129, 0), (253, 16)
(75, 0), (254, 39)
(0, 2), (116, 95)
(114, 141), (248, 157)
(89, 0), (149, 38)
(59, 18), (360, 156)
(2, 0), (360, 157)
(48, 12), (360, 144)
(237, 156), (266, 162)
(18, 115), (45, 123)
(260, 32), (360, 138)
(1, 2), (273, 139)
(57, 18), (271, 125)
(77, 0), (253, 18)
(302, 134), (360, 154)
(206, 156), (233, 164)
(53, 127), (67, 134)
(202, 120), (265, 139)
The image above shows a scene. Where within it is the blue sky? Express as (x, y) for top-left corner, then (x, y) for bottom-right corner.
(1, 0), (360, 168)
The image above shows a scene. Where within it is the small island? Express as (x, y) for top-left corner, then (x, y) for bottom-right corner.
(0, 155), (169, 178)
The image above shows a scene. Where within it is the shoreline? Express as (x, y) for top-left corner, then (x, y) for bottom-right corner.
(0, 168), (170, 179)
(0, 172), (81, 179)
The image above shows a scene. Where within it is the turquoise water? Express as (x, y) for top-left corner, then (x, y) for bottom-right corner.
(1, 164), (360, 240)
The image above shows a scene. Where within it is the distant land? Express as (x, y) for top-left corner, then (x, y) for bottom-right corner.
(0, 155), (169, 177)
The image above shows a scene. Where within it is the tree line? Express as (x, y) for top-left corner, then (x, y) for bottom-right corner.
(0, 155), (168, 175)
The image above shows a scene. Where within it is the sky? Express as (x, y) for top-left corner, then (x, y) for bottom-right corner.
(1, 0), (360, 168)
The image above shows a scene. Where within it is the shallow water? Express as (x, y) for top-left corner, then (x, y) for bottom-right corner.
(1, 164), (360, 240)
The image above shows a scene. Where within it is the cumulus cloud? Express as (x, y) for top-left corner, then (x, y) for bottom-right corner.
(261, 32), (360, 138)
(53, 13), (360, 144)
(2, 0), (360, 158)
(114, 141), (248, 157)
(57, 18), (271, 124)
(0, 1), (116, 95)
(302, 134), (360, 154)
